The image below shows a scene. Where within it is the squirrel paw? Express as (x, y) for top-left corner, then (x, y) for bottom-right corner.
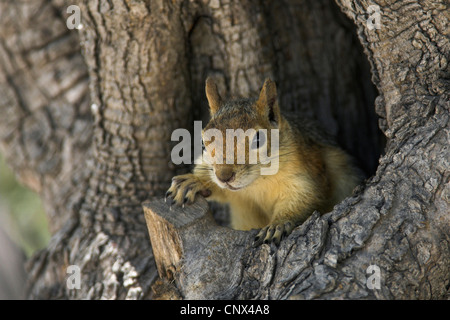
(253, 221), (295, 247)
(165, 174), (211, 207)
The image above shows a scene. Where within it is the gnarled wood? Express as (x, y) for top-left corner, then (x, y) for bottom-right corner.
(0, 0), (447, 300)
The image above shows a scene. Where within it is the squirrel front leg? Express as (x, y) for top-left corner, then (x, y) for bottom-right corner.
(253, 207), (314, 246)
(166, 164), (224, 207)
(254, 180), (325, 246)
(166, 173), (210, 207)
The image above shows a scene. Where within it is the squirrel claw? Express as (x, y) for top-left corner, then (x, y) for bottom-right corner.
(253, 221), (295, 247)
(165, 191), (172, 203)
(165, 174), (207, 208)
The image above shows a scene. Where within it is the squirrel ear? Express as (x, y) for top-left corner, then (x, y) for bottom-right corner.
(205, 77), (222, 115)
(256, 78), (280, 124)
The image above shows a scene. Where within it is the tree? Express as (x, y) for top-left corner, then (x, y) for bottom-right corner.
(0, 0), (447, 299)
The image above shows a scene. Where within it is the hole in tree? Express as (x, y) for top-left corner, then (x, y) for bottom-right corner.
(187, 1), (386, 227)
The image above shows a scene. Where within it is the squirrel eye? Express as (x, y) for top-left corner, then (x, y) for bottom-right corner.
(251, 130), (266, 149)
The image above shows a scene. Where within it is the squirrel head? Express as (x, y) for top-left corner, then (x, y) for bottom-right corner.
(202, 77), (282, 191)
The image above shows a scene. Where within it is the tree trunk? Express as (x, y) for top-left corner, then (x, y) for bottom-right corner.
(0, 0), (448, 299)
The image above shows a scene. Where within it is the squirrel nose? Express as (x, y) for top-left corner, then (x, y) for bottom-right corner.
(216, 170), (236, 183)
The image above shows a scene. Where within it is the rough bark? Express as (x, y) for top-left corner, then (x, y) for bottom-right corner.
(0, 0), (447, 299)
(145, 0), (450, 299)
(0, 0), (92, 233)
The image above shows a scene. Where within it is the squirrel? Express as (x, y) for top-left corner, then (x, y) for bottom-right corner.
(166, 77), (362, 246)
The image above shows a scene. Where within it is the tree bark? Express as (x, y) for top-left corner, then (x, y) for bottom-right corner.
(0, 0), (447, 299)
